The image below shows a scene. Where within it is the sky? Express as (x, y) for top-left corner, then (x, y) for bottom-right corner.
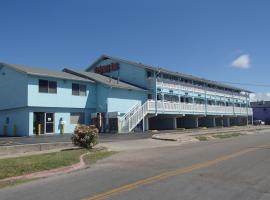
(1, 0), (270, 101)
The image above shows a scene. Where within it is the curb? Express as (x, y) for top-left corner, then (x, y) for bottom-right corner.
(151, 135), (178, 141)
(0, 142), (74, 156)
(0, 152), (89, 182)
(151, 127), (270, 142)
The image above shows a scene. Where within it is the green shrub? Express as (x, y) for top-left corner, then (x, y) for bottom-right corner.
(195, 135), (208, 141)
(71, 125), (99, 149)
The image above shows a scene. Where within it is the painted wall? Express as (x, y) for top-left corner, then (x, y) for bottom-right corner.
(0, 67), (28, 110)
(87, 58), (249, 105)
(0, 108), (29, 136)
(96, 84), (147, 114)
(27, 75), (96, 109)
(28, 107), (95, 135)
(88, 58), (148, 88)
(253, 107), (270, 124)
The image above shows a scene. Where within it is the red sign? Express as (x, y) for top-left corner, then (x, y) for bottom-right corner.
(95, 63), (119, 74)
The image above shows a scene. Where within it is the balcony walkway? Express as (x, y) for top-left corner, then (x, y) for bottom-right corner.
(147, 100), (252, 116)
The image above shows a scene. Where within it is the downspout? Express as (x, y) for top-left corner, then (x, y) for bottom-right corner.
(155, 70), (160, 116)
(246, 92), (251, 125)
(204, 83), (207, 116)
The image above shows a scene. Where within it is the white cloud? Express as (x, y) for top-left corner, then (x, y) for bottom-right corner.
(231, 54), (251, 69)
(250, 92), (270, 102)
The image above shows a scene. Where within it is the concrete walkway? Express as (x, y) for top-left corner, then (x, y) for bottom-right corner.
(152, 125), (270, 141)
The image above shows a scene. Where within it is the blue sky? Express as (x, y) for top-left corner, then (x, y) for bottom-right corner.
(1, 0), (270, 99)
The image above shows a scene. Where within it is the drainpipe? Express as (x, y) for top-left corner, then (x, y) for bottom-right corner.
(245, 92), (250, 125)
(155, 72), (157, 116)
(154, 70), (161, 116)
(232, 92), (235, 115)
(204, 83), (207, 115)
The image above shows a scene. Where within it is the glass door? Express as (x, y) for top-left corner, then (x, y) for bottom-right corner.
(33, 112), (45, 135)
(45, 113), (54, 133)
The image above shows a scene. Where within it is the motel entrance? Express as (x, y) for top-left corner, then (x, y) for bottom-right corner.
(33, 112), (54, 135)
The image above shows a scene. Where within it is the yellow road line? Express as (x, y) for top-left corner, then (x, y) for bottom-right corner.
(83, 144), (269, 200)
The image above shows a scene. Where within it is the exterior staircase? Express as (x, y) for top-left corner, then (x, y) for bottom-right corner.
(118, 99), (253, 133)
(118, 101), (149, 133)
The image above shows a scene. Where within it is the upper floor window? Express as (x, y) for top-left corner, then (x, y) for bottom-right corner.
(72, 83), (86, 96)
(147, 70), (154, 78)
(147, 94), (153, 100)
(39, 79), (57, 94)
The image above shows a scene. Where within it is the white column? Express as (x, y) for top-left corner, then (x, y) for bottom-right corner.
(144, 116), (149, 131)
(173, 117), (177, 129)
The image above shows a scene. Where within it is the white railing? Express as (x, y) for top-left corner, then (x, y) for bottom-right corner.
(127, 102), (149, 132)
(147, 100), (251, 116)
(118, 100), (253, 133)
(118, 101), (149, 133)
(155, 79), (248, 100)
(248, 108), (253, 115)
(120, 103), (141, 121)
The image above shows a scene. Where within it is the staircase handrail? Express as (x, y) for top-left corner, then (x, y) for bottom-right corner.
(119, 102), (141, 121)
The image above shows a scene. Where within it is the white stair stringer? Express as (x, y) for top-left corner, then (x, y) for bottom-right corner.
(119, 101), (149, 133)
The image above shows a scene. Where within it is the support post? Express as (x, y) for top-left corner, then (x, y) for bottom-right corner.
(173, 117), (177, 129)
(143, 116), (149, 132)
(154, 72), (158, 116)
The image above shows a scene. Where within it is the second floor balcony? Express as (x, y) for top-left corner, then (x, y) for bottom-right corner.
(147, 78), (249, 101)
(146, 100), (253, 116)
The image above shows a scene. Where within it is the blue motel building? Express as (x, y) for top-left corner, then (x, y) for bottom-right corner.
(0, 55), (253, 136)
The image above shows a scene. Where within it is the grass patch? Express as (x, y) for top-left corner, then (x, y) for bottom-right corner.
(83, 151), (116, 165)
(195, 135), (208, 141)
(0, 149), (116, 180)
(0, 149), (89, 180)
(213, 132), (242, 139)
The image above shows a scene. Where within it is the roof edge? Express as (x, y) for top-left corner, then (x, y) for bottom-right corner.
(85, 55), (252, 93)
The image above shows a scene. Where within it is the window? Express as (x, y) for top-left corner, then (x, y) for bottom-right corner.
(39, 79), (57, 93)
(148, 94), (153, 99)
(72, 83), (86, 96)
(70, 112), (85, 124)
(166, 95), (178, 102)
(49, 81), (57, 93)
(147, 70), (154, 78)
(157, 94), (162, 100)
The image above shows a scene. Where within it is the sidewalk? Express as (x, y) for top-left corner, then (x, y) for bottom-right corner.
(151, 125), (270, 141)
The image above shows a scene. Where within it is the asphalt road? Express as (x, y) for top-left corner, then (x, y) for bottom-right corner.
(1, 132), (270, 200)
(0, 132), (154, 146)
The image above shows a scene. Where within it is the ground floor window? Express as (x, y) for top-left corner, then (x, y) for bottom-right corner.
(70, 112), (85, 124)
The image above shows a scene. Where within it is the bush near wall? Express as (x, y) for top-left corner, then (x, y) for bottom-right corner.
(71, 125), (99, 149)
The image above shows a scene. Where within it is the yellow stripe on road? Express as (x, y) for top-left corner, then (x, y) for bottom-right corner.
(82, 144), (269, 200)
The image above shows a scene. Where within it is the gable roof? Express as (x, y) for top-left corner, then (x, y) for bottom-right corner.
(63, 68), (146, 91)
(86, 55), (252, 93)
(0, 62), (94, 83)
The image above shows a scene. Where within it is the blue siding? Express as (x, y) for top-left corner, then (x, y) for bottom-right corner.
(28, 107), (95, 135)
(0, 67), (28, 110)
(27, 75), (96, 109)
(0, 108), (29, 136)
(96, 84), (147, 114)
(89, 58), (148, 88)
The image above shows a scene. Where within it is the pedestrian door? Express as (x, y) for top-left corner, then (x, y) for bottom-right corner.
(45, 113), (54, 133)
(33, 112), (54, 134)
